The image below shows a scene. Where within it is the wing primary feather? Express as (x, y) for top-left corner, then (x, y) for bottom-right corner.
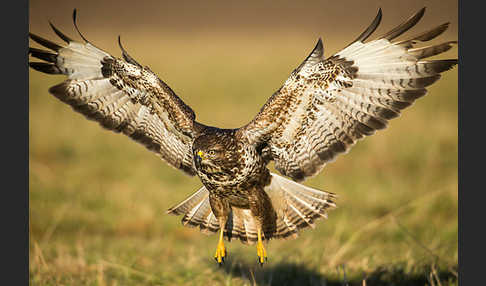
(408, 41), (457, 59)
(29, 62), (62, 74)
(71, 9), (109, 54)
(380, 7), (426, 41)
(314, 38), (324, 58)
(118, 36), (143, 68)
(305, 38), (324, 63)
(49, 21), (73, 43)
(72, 9), (90, 43)
(29, 47), (57, 63)
(395, 22), (450, 46)
(345, 8), (382, 47)
(295, 38), (324, 72)
(29, 32), (62, 51)
(408, 22), (449, 42)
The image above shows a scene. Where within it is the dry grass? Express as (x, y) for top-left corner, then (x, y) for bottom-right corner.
(29, 29), (458, 285)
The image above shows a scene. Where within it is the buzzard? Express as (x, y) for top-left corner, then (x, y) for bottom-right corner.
(29, 8), (457, 265)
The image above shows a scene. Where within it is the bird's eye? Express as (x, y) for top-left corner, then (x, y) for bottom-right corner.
(208, 150), (216, 156)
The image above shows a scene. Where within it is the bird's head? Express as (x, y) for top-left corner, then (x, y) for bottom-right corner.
(194, 145), (224, 168)
(192, 133), (238, 174)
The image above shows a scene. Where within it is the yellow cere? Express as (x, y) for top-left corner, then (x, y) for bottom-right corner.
(197, 150), (205, 159)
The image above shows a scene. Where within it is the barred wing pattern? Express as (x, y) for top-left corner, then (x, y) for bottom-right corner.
(29, 12), (199, 175)
(239, 8), (457, 182)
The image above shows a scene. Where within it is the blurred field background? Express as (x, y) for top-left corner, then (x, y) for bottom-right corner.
(29, 0), (458, 285)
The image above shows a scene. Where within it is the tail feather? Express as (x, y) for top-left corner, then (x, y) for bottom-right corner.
(167, 173), (336, 245)
(227, 207), (258, 244)
(287, 202), (315, 229)
(182, 196), (210, 227)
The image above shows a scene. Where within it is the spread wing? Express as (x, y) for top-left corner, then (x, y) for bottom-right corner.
(29, 10), (201, 176)
(238, 8), (457, 182)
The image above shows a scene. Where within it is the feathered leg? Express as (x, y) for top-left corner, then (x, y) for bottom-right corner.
(249, 186), (276, 266)
(209, 194), (230, 265)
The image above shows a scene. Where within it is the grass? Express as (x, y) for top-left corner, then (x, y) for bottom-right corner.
(29, 31), (458, 285)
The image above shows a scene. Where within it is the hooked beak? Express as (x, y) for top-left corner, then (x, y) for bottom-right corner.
(194, 150), (204, 167)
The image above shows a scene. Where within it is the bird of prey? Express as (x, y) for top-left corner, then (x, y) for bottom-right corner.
(29, 8), (457, 265)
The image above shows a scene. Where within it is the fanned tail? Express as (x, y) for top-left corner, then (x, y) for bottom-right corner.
(166, 186), (220, 234)
(263, 173), (336, 242)
(167, 173), (336, 245)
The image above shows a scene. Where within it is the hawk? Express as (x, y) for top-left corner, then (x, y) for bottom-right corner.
(29, 8), (457, 265)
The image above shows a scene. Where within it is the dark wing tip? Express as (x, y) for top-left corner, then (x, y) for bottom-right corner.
(29, 62), (62, 74)
(72, 8), (89, 43)
(29, 47), (57, 63)
(294, 37), (324, 71)
(166, 208), (177, 215)
(417, 22), (450, 41)
(312, 37), (324, 58)
(117, 35), (126, 53)
(316, 37), (323, 53)
(381, 7), (426, 41)
(344, 7), (383, 48)
(72, 8), (78, 23)
(49, 21), (73, 43)
(29, 32), (63, 51)
(118, 35), (143, 67)
(433, 59), (458, 72)
(118, 35), (123, 50)
(416, 7), (426, 18)
(358, 7), (383, 42)
(417, 22), (450, 43)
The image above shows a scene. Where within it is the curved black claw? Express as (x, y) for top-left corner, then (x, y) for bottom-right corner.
(257, 256), (266, 267)
(215, 256), (225, 267)
(214, 250), (227, 266)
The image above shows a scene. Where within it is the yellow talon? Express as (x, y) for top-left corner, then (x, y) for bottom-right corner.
(256, 228), (267, 265)
(214, 228), (226, 264)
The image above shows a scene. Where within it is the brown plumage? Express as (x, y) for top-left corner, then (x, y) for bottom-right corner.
(29, 8), (457, 265)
